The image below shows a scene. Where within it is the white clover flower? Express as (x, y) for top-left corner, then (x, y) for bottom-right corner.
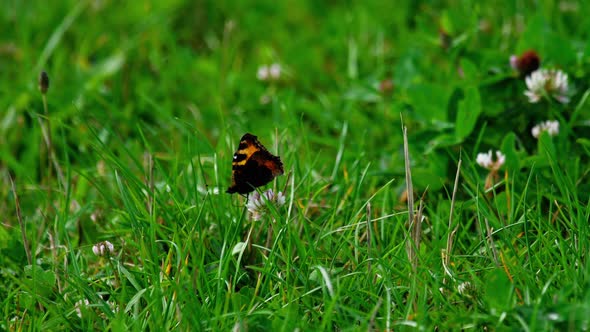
(524, 69), (570, 104)
(509, 55), (519, 71)
(457, 281), (476, 297)
(92, 240), (114, 256)
(532, 120), (560, 138)
(75, 299), (90, 318)
(476, 150), (505, 171)
(75, 296), (119, 318)
(269, 63), (281, 80)
(246, 189), (285, 221)
(457, 281), (471, 294)
(257, 63), (282, 81)
(257, 65), (270, 81)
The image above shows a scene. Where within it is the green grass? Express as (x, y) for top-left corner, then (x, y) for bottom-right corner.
(2, 0), (590, 330)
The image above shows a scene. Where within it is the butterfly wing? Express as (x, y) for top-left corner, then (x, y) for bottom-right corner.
(227, 133), (283, 194)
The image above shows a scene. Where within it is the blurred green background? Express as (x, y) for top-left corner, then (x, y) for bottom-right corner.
(2, 0), (590, 330)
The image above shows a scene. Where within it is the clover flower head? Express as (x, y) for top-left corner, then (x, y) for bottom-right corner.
(257, 63), (282, 81)
(92, 240), (114, 256)
(457, 281), (477, 298)
(257, 66), (270, 81)
(532, 120), (559, 138)
(75, 299), (90, 318)
(509, 55), (518, 70)
(246, 189), (285, 221)
(75, 295), (119, 318)
(457, 281), (472, 294)
(476, 150), (505, 171)
(524, 69), (570, 104)
(510, 50), (540, 77)
(269, 63), (282, 80)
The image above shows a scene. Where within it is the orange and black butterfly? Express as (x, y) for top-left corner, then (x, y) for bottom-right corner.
(227, 133), (284, 194)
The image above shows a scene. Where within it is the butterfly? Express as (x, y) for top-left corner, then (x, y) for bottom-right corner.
(226, 133), (284, 194)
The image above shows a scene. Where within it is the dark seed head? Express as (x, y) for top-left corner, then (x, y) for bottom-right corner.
(512, 50), (541, 77)
(438, 28), (452, 50)
(379, 78), (394, 94)
(39, 71), (49, 94)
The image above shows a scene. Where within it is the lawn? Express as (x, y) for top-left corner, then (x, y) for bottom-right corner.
(2, 0), (590, 330)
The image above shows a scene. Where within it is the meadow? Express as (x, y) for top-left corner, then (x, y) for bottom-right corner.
(2, 0), (590, 330)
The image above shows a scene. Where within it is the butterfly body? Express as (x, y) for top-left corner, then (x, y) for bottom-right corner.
(227, 133), (284, 194)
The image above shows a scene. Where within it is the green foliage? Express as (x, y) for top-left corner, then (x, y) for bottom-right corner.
(1, 0), (590, 330)
(455, 86), (481, 141)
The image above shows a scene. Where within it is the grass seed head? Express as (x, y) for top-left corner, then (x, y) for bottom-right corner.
(39, 71), (49, 94)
